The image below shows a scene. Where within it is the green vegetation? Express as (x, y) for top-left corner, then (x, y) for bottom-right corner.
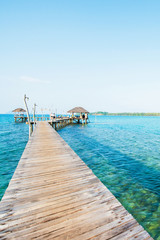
(90, 112), (160, 116)
(90, 111), (109, 115)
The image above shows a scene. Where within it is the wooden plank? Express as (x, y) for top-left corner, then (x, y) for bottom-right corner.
(0, 122), (152, 239)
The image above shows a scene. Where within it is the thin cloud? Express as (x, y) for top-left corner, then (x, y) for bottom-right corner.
(20, 76), (51, 83)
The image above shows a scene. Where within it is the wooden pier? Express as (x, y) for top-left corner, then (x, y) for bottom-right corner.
(29, 117), (72, 134)
(14, 115), (28, 123)
(0, 122), (152, 239)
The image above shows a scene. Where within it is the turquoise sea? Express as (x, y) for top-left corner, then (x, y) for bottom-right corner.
(0, 114), (160, 239)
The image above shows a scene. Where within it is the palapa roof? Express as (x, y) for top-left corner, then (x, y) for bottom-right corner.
(12, 108), (26, 113)
(67, 107), (89, 113)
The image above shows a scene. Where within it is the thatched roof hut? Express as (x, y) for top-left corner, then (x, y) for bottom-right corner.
(67, 107), (89, 114)
(12, 108), (26, 113)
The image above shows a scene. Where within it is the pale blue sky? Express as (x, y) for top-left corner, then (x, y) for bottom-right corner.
(0, 0), (160, 113)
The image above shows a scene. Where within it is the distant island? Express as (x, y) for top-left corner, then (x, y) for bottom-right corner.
(90, 112), (160, 116)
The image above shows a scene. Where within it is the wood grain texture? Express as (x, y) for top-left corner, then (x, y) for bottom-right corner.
(0, 122), (152, 239)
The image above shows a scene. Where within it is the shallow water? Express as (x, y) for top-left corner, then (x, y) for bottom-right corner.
(0, 115), (160, 239)
(58, 116), (160, 239)
(0, 114), (28, 199)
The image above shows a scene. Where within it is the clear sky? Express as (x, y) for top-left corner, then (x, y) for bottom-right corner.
(0, 0), (160, 113)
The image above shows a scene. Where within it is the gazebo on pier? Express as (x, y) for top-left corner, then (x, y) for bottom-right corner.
(12, 108), (28, 123)
(67, 107), (89, 124)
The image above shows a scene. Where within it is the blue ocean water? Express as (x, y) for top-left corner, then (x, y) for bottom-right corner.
(0, 114), (28, 199)
(0, 114), (160, 239)
(58, 116), (160, 239)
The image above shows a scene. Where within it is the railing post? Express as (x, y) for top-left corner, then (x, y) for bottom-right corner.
(33, 103), (37, 127)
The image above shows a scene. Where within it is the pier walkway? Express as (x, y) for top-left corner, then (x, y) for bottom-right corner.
(0, 122), (152, 239)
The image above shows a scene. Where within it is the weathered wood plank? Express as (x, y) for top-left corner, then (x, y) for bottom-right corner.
(0, 122), (152, 239)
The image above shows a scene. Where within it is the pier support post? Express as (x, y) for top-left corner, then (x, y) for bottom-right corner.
(85, 113), (88, 124)
(24, 94), (31, 137)
(30, 123), (33, 135)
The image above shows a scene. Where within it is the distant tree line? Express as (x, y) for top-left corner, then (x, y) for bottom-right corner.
(90, 112), (160, 116)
